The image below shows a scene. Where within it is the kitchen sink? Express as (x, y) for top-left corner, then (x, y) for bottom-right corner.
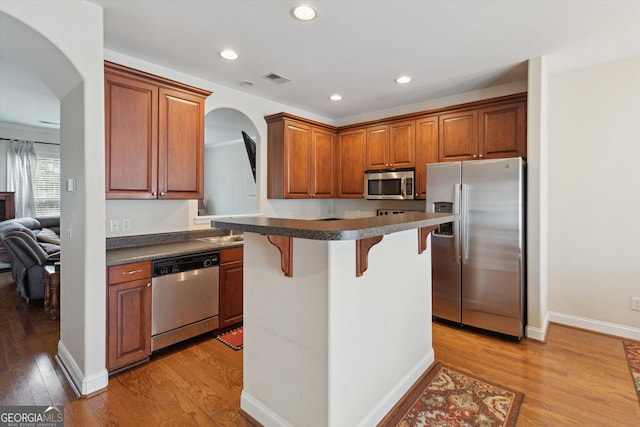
(199, 235), (244, 245)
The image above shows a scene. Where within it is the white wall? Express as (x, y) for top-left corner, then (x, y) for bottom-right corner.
(0, 0), (107, 394)
(525, 57), (549, 341)
(203, 142), (256, 215)
(547, 55), (640, 339)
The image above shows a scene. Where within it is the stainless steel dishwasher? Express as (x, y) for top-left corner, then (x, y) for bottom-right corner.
(151, 251), (219, 351)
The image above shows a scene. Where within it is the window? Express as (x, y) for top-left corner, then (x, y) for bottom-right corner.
(33, 147), (60, 216)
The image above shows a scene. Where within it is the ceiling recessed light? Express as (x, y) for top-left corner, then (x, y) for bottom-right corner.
(219, 49), (239, 60)
(329, 94), (342, 101)
(239, 81), (254, 87)
(395, 75), (412, 84)
(291, 5), (318, 21)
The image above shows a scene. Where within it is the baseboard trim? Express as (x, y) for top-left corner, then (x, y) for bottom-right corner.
(240, 350), (435, 427)
(526, 313), (549, 342)
(548, 311), (640, 340)
(240, 391), (293, 427)
(358, 349), (435, 427)
(57, 340), (109, 397)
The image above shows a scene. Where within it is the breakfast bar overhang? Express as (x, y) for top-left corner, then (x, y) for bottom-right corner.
(212, 212), (457, 427)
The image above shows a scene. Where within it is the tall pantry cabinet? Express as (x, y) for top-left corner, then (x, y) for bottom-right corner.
(104, 61), (212, 199)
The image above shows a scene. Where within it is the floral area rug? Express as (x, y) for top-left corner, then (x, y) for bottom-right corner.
(215, 326), (243, 350)
(623, 341), (640, 405)
(383, 362), (523, 427)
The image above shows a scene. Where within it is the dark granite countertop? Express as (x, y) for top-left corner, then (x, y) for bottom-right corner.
(106, 232), (243, 266)
(211, 212), (458, 240)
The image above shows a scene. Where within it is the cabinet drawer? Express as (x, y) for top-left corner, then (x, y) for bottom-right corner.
(220, 246), (243, 263)
(108, 261), (152, 285)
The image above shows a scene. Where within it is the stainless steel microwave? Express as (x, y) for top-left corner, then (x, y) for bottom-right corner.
(364, 169), (415, 200)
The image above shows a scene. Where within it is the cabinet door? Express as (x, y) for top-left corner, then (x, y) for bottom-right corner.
(415, 116), (439, 199)
(479, 101), (526, 159)
(310, 128), (335, 198)
(105, 73), (158, 199)
(219, 259), (244, 329)
(158, 88), (205, 199)
(283, 120), (312, 198)
(107, 278), (152, 371)
(338, 129), (367, 198)
(439, 110), (478, 162)
(366, 125), (390, 170)
(389, 120), (415, 168)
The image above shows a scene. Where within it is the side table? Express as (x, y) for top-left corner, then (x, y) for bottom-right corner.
(44, 264), (60, 320)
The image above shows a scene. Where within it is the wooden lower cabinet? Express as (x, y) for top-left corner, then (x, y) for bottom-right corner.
(107, 262), (152, 372)
(219, 247), (243, 328)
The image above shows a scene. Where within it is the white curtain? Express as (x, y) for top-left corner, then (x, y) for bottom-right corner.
(6, 139), (38, 218)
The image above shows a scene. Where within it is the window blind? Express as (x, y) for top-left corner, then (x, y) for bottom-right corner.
(33, 148), (61, 216)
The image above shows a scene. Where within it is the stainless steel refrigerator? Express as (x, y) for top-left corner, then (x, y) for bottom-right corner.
(426, 157), (525, 338)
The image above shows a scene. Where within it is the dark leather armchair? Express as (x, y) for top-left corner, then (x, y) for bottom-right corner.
(2, 229), (60, 302)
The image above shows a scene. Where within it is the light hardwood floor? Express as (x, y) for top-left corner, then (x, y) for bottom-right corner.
(1, 272), (638, 425)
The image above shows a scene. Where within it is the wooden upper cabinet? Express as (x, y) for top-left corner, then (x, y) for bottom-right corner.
(284, 120), (312, 198)
(266, 94), (526, 200)
(366, 125), (389, 170)
(311, 128), (335, 198)
(366, 121), (415, 170)
(389, 120), (415, 168)
(158, 88), (206, 199)
(337, 129), (366, 198)
(479, 101), (526, 159)
(105, 73), (158, 198)
(104, 61), (211, 200)
(266, 114), (336, 199)
(439, 110), (478, 162)
(415, 115), (439, 199)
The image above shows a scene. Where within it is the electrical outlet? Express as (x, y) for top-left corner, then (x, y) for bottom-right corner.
(122, 218), (130, 231)
(109, 219), (120, 232)
(632, 297), (640, 311)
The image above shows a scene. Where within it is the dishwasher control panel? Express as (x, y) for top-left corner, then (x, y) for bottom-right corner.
(152, 251), (220, 277)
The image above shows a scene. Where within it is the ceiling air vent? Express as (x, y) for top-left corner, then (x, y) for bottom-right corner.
(262, 73), (291, 84)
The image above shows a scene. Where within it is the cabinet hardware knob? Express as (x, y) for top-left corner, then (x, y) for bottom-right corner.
(479, 154), (483, 158)
(473, 155), (477, 158)
(151, 192), (156, 196)
(160, 192), (166, 196)
(122, 269), (143, 275)
(146, 283), (151, 288)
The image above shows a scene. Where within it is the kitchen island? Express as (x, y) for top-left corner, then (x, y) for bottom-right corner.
(212, 212), (457, 427)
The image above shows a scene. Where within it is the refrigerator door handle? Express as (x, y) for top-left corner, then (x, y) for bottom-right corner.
(454, 184), (461, 264)
(461, 183), (469, 264)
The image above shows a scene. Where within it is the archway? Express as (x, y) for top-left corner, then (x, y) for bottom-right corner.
(0, 3), (107, 396)
(202, 108), (259, 216)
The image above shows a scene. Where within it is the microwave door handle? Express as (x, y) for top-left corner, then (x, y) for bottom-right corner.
(401, 177), (406, 198)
